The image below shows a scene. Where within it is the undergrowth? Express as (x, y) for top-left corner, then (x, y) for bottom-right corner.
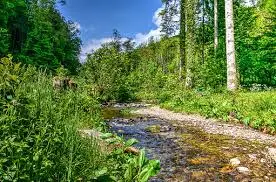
(0, 56), (160, 181)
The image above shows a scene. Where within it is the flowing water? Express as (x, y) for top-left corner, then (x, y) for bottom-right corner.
(103, 106), (276, 182)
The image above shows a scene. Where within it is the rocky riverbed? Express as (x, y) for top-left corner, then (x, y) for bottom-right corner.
(103, 103), (276, 182)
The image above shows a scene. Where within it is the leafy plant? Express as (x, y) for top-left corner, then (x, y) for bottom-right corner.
(124, 149), (160, 182)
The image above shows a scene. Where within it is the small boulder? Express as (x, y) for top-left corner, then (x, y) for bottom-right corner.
(117, 129), (124, 134)
(230, 158), (240, 166)
(267, 148), (276, 164)
(237, 167), (250, 174)
(125, 147), (139, 155)
(260, 158), (266, 163)
(145, 125), (161, 133)
(248, 154), (257, 160)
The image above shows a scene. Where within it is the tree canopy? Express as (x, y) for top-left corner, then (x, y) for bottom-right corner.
(0, 0), (81, 74)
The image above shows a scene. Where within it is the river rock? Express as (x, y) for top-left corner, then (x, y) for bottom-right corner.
(145, 125), (161, 133)
(248, 154), (257, 160)
(267, 148), (276, 164)
(117, 129), (124, 134)
(125, 146), (140, 155)
(237, 167), (250, 174)
(230, 158), (241, 166)
(160, 125), (171, 132)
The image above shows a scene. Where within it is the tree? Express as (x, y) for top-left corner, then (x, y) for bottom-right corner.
(225, 0), (238, 91)
(214, 0), (218, 51)
(160, 0), (180, 37)
(185, 0), (197, 88)
(0, 0), (81, 74)
(179, 0), (186, 80)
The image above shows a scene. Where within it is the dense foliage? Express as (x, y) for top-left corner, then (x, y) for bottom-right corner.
(0, 56), (160, 181)
(0, 0), (81, 74)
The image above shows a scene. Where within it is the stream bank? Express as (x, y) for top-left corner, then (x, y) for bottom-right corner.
(103, 103), (276, 182)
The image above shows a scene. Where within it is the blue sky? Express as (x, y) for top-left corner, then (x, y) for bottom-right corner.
(58, 0), (163, 59)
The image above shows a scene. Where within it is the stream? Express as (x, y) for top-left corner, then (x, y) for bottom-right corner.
(103, 104), (276, 182)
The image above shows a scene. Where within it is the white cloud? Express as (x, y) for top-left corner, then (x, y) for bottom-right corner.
(80, 5), (172, 62)
(80, 37), (130, 62)
(74, 22), (81, 30)
(80, 38), (113, 62)
(133, 6), (164, 45)
(153, 6), (163, 27)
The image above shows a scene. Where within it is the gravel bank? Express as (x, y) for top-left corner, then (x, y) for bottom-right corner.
(133, 106), (276, 146)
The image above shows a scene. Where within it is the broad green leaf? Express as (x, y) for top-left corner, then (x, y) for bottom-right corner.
(125, 138), (138, 147)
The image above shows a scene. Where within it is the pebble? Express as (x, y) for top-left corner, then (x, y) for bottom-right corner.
(117, 129), (124, 134)
(230, 158), (241, 166)
(237, 167), (250, 174)
(222, 146), (230, 150)
(248, 154), (257, 160)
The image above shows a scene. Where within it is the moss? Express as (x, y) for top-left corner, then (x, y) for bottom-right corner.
(102, 107), (137, 119)
(145, 125), (161, 133)
(178, 125), (266, 163)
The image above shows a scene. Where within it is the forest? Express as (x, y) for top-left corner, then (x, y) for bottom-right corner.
(0, 0), (275, 181)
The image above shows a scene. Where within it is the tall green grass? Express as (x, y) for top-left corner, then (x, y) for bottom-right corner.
(0, 57), (105, 180)
(0, 56), (160, 181)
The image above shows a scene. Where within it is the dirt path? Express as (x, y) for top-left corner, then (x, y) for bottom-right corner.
(133, 106), (276, 146)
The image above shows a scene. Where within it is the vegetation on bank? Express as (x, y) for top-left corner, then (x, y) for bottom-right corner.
(137, 88), (276, 134)
(0, 56), (160, 181)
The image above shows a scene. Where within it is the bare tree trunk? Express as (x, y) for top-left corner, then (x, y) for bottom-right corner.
(185, 0), (196, 88)
(185, 67), (192, 87)
(202, 0), (205, 64)
(214, 0), (218, 51)
(179, 0), (186, 80)
(225, 0), (238, 91)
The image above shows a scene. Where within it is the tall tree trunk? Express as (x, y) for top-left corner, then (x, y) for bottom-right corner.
(185, 0), (196, 88)
(202, 0), (205, 64)
(179, 0), (186, 80)
(225, 0), (238, 91)
(214, 0), (218, 52)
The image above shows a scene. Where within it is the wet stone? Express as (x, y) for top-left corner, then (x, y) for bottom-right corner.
(248, 154), (258, 160)
(230, 158), (241, 166)
(267, 147), (276, 164)
(237, 167), (250, 175)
